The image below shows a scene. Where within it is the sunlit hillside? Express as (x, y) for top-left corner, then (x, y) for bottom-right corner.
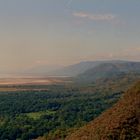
(66, 81), (140, 140)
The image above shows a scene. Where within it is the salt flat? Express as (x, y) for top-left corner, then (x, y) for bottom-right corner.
(0, 77), (72, 86)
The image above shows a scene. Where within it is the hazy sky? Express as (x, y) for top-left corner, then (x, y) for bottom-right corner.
(0, 0), (140, 72)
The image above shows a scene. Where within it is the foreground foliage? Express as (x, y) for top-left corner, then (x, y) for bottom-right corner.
(66, 81), (140, 140)
(0, 83), (123, 140)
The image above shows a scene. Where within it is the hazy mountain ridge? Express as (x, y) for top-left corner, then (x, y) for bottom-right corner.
(49, 61), (103, 77)
(76, 61), (140, 83)
(43, 61), (140, 77)
(19, 60), (140, 77)
(66, 81), (140, 140)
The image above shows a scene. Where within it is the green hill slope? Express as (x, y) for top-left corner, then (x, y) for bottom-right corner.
(66, 81), (140, 140)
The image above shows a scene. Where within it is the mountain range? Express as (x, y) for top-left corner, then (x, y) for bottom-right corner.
(21, 60), (140, 78)
(76, 61), (140, 83)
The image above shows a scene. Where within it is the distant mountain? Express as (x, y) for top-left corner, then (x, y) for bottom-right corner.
(66, 81), (140, 140)
(18, 60), (140, 77)
(21, 61), (103, 77)
(51, 60), (140, 77)
(76, 61), (140, 83)
(43, 61), (140, 77)
(49, 61), (104, 77)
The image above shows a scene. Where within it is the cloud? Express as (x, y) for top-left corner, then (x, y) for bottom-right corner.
(73, 12), (115, 21)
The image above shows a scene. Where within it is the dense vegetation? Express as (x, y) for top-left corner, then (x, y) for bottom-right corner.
(0, 83), (123, 140)
(66, 81), (140, 140)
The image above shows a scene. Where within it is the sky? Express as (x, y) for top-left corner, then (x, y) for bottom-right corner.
(0, 0), (140, 73)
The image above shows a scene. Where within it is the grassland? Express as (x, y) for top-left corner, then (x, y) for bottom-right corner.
(25, 111), (56, 120)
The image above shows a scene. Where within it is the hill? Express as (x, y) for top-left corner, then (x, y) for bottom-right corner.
(66, 81), (140, 140)
(10, 60), (140, 77)
(21, 60), (138, 77)
(19, 61), (102, 77)
(48, 61), (103, 77)
(44, 61), (140, 77)
(76, 62), (140, 83)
